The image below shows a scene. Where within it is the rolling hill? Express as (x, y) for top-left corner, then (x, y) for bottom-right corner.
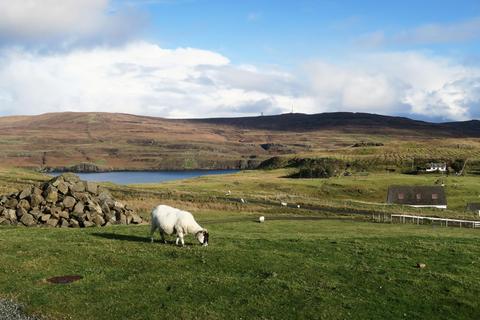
(0, 111), (479, 171)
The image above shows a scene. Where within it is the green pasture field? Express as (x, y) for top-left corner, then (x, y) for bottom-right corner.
(1, 167), (480, 319)
(1, 218), (480, 320)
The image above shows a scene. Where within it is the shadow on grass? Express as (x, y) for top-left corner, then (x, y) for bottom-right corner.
(92, 232), (151, 243)
(92, 232), (182, 244)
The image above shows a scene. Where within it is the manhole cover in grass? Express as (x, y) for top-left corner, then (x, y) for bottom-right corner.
(47, 275), (83, 284)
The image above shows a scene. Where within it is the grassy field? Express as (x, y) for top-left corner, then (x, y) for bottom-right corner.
(1, 219), (480, 320)
(1, 167), (480, 319)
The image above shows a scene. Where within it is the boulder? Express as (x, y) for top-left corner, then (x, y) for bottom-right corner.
(69, 219), (80, 228)
(40, 214), (51, 222)
(113, 201), (125, 211)
(46, 218), (59, 227)
(92, 214), (105, 226)
(29, 207), (41, 219)
(4, 209), (16, 221)
(59, 211), (70, 219)
(59, 219), (70, 228)
(73, 202), (85, 214)
(49, 207), (62, 219)
(57, 181), (69, 195)
(43, 185), (58, 203)
(71, 182), (85, 193)
(18, 187), (32, 199)
(32, 187), (43, 196)
(62, 196), (76, 209)
(29, 193), (44, 207)
(87, 201), (102, 214)
(20, 213), (36, 226)
(5, 198), (18, 209)
(61, 173), (81, 184)
(125, 213), (133, 225)
(131, 213), (142, 224)
(16, 207), (27, 218)
(85, 181), (98, 195)
(17, 199), (31, 210)
(82, 221), (94, 228)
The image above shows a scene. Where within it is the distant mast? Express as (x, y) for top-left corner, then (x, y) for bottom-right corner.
(291, 105), (294, 113)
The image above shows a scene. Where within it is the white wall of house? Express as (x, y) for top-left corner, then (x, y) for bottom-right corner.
(426, 163), (447, 172)
(410, 204), (447, 209)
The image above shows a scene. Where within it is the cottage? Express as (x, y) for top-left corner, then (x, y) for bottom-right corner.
(466, 203), (480, 216)
(426, 162), (447, 173)
(387, 186), (447, 209)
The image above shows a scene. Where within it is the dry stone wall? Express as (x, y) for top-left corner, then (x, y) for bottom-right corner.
(0, 173), (142, 227)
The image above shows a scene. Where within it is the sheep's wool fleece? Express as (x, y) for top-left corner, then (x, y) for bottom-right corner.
(151, 205), (202, 235)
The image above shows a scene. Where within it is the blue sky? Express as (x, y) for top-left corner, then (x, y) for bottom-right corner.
(138, 0), (480, 64)
(0, 0), (479, 121)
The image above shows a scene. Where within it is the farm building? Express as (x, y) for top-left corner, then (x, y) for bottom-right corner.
(387, 186), (447, 209)
(426, 162), (447, 173)
(466, 203), (480, 216)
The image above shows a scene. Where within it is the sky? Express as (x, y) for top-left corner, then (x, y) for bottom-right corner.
(0, 0), (479, 121)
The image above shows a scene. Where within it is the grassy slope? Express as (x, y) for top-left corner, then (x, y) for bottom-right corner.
(0, 221), (479, 320)
(1, 168), (480, 319)
(127, 169), (480, 218)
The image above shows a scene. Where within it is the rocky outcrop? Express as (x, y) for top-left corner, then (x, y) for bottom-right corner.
(40, 163), (108, 173)
(0, 173), (142, 228)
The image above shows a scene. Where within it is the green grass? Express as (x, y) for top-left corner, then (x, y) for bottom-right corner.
(129, 169), (480, 218)
(1, 168), (480, 319)
(1, 217), (480, 319)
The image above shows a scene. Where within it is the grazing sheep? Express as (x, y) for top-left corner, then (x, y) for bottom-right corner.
(240, 198), (245, 203)
(150, 205), (209, 247)
(297, 204), (301, 208)
(258, 216), (265, 223)
(281, 202), (287, 207)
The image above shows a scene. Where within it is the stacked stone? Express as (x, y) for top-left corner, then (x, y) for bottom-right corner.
(0, 173), (142, 227)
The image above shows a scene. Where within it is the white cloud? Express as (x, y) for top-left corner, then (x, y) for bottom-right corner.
(0, 42), (309, 118)
(0, 0), (142, 46)
(0, 41), (478, 121)
(305, 52), (480, 120)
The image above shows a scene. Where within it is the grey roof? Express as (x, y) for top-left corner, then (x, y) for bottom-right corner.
(387, 186), (447, 206)
(466, 203), (480, 211)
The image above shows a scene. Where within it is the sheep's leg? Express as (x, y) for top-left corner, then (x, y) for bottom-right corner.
(150, 225), (157, 243)
(159, 230), (166, 244)
(176, 232), (185, 247)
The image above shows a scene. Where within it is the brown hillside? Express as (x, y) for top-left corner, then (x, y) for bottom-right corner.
(0, 112), (478, 171)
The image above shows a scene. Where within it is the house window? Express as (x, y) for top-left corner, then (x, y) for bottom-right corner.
(398, 193), (404, 200)
(416, 193), (422, 200)
(432, 193), (438, 200)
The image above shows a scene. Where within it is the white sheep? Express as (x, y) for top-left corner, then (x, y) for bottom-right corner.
(150, 205), (209, 247)
(281, 202), (287, 207)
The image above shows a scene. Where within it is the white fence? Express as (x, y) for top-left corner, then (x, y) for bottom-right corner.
(391, 214), (480, 229)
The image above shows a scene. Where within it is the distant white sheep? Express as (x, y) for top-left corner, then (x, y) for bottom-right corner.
(281, 202), (287, 207)
(225, 190), (231, 196)
(259, 216), (265, 223)
(150, 205), (209, 247)
(240, 198), (245, 203)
